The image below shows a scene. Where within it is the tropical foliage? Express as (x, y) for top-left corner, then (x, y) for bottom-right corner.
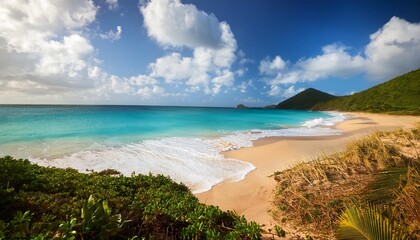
(0, 156), (261, 239)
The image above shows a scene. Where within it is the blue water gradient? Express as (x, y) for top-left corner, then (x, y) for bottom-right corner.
(0, 105), (332, 145)
(0, 105), (344, 193)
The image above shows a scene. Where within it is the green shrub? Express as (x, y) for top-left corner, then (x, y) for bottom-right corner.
(0, 156), (262, 239)
(274, 225), (286, 237)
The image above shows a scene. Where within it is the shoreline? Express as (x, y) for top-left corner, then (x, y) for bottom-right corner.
(4, 111), (345, 195)
(195, 112), (420, 231)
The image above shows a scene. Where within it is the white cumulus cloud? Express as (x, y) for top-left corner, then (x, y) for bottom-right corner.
(142, 0), (238, 95)
(0, 0), (97, 91)
(364, 16), (420, 80)
(0, 0), (242, 103)
(264, 44), (365, 86)
(36, 34), (94, 77)
(100, 26), (122, 41)
(259, 56), (286, 75)
(0, 0), (167, 103)
(235, 80), (253, 93)
(141, 0), (223, 49)
(93, 69), (166, 100)
(106, 0), (118, 10)
(268, 85), (304, 98)
(297, 44), (365, 80)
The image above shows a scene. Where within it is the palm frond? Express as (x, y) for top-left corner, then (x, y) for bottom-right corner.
(364, 168), (408, 204)
(336, 205), (405, 240)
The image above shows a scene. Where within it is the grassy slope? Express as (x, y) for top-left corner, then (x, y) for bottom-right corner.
(276, 88), (338, 110)
(313, 68), (420, 114)
(0, 158), (261, 239)
(272, 125), (420, 239)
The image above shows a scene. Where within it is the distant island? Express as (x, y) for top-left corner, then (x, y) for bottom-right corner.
(275, 68), (420, 115)
(236, 104), (248, 109)
(235, 104), (276, 109)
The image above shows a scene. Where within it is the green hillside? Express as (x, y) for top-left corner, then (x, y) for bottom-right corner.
(276, 88), (338, 109)
(313, 69), (420, 114)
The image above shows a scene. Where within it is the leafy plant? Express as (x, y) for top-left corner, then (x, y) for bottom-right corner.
(57, 217), (77, 240)
(10, 210), (33, 238)
(336, 205), (405, 240)
(0, 221), (7, 240)
(80, 195), (127, 240)
(274, 225), (286, 237)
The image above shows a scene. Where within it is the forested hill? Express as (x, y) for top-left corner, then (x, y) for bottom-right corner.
(275, 69), (420, 115)
(313, 69), (420, 114)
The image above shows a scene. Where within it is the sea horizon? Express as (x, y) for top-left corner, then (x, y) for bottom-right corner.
(0, 103), (256, 109)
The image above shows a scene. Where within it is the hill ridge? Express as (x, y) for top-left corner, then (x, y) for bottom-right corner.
(313, 68), (420, 114)
(275, 68), (420, 115)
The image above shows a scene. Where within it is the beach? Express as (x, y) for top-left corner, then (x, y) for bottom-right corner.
(196, 112), (420, 230)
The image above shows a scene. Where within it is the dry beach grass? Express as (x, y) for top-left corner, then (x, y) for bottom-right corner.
(273, 126), (420, 238)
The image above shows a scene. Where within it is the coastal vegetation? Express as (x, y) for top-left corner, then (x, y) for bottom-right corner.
(272, 124), (420, 239)
(0, 157), (261, 239)
(276, 68), (420, 115)
(313, 68), (420, 115)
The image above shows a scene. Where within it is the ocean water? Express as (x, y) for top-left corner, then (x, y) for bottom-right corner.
(0, 105), (345, 193)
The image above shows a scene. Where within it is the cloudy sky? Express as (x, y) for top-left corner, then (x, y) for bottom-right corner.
(1, 0), (419, 106)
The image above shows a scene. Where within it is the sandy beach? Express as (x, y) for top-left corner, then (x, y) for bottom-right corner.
(196, 112), (420, 231)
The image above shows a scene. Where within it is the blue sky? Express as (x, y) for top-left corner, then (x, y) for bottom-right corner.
(0, 0), (419, 106)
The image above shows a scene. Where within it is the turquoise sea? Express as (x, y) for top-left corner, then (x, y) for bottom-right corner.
(0, 105), (344, 193)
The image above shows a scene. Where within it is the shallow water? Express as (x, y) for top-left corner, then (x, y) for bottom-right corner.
(0, 105), (344, 193)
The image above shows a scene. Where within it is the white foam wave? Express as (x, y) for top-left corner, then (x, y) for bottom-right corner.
(31, 137), (255, 194)
(302, 112), (346, 128)
(30, 124), (343, 193)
